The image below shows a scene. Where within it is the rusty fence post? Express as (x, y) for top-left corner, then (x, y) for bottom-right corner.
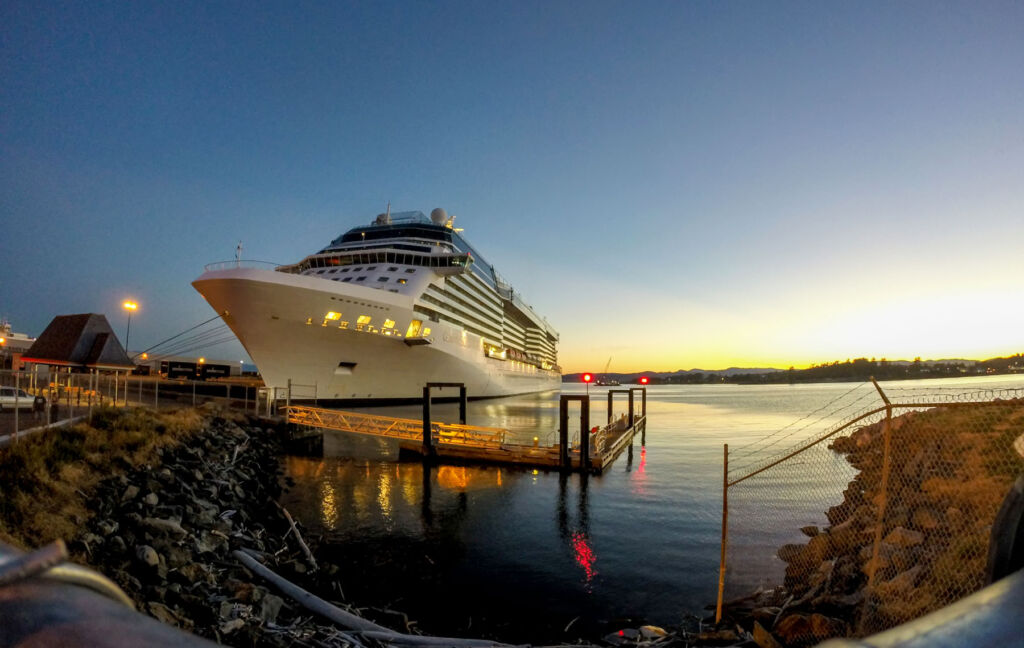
(867, 377), (893, 588)
(716, 443), (729, 623)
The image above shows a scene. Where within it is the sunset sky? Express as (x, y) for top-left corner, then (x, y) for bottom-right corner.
(2, 2), (1022, 373)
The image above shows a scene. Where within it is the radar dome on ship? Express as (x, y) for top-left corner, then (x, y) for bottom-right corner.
(430, 208), (448, 224)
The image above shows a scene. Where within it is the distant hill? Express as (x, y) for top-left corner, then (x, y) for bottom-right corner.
(563, 367), (783, 383)
(562, 354), (1021, 384)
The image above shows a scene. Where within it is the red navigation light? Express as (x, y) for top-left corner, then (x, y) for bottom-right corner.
(582, 373), (593, 383)
(640, 376), (649, 385)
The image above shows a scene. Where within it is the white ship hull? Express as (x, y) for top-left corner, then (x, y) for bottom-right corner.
(193, 267), (561, 402)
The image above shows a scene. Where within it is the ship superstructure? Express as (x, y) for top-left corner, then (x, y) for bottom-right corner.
(192, 209), (560, 401)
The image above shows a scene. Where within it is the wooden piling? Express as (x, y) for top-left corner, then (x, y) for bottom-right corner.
(579, 399), (590, 471)
(559, 398), (569, 468)
(628, 390), (634, 428)
(422, 386), (433, 454)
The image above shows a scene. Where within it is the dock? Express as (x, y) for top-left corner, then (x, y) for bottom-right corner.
(285, 384), (648, 474)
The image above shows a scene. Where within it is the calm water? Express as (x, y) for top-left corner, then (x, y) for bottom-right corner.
(278, 374), (1024, 641)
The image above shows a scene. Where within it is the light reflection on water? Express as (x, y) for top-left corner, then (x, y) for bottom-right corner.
(278, 375), (1024, 640)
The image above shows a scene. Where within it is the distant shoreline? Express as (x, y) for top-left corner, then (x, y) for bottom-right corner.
(564, 354), (1023, 385)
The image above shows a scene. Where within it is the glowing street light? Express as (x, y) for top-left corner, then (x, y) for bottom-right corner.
(122, 301), (138, 359)
(582, 372), (593, 395)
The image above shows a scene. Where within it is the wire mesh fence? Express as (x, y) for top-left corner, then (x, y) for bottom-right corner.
(0, 369), (266, 445)
(717, 381), (1024, 645)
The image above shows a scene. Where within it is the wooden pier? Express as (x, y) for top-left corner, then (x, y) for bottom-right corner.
(285, 385), (647, 474)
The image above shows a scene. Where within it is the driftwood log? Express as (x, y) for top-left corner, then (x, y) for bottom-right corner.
(232, 550), (512, 647)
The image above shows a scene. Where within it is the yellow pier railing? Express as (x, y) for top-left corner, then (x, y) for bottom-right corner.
(286, 405), (508, 447)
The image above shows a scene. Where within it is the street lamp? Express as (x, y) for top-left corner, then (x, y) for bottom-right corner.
(123, 301), (138, 358)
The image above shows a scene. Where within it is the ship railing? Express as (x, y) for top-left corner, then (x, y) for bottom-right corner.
(202, 260), (285, 272)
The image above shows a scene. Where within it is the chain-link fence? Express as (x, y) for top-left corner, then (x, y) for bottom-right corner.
(716, 381), (1024, 645)
(0, 369), (266, 446)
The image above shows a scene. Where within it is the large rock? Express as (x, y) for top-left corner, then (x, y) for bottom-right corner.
(860, 541), (898, 577)
(774, 614), (814, 645)
(753, 621), (783, 648)
(775, 613), (845, 645)
(828, 518), (861, 553)
(778, 544), (806, 562)
(260, 594), (284, 624)
(884, 526), (924, 548)
(809, 613), (846, 638)
(121, 485), (140, 502)
(877, 564), (924, 597)
(141, 517), (189, 539)
(911, 506), (940, 530)
(135, 544), (160, 568)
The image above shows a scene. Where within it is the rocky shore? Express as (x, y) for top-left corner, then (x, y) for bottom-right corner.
(67, 412), (387, 646)
(2, 406), (708, 647)
(11, 401), (1016, 648)
(718, 399), (1022, 646)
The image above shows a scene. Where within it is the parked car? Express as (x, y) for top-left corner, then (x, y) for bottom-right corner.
(0, 386), (46, 412)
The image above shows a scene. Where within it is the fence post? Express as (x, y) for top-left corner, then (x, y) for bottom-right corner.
(716, 443), (729, 623)
(286, 379), (292, 411)
(867, 378), (894, 588)
(14, 371), (20, 442)
(154, 377), (159, 410)
(192, 380), (196, 406)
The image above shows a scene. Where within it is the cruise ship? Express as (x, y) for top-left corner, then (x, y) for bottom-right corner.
(192, 209), (561, 402)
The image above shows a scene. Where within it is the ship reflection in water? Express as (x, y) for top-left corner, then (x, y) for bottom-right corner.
(279, 440), (612, 640)
(276, 387), (666, 641)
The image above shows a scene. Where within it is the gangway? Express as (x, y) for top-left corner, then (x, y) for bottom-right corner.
(285, 386), (649, 474)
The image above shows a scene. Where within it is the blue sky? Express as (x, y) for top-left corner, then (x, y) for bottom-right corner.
(2, 1), (1022, 371)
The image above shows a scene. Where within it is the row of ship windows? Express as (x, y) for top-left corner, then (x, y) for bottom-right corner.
(313, 266), (417, 275)
(327, 276), (408, 285)
(307, 312), (432, 339)
(302, 252), (470, 271)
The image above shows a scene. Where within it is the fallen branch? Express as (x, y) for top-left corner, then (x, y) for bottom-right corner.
(276, 502), (318, 572)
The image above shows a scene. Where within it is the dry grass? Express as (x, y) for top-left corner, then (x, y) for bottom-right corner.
(0, 406), (210, 549)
